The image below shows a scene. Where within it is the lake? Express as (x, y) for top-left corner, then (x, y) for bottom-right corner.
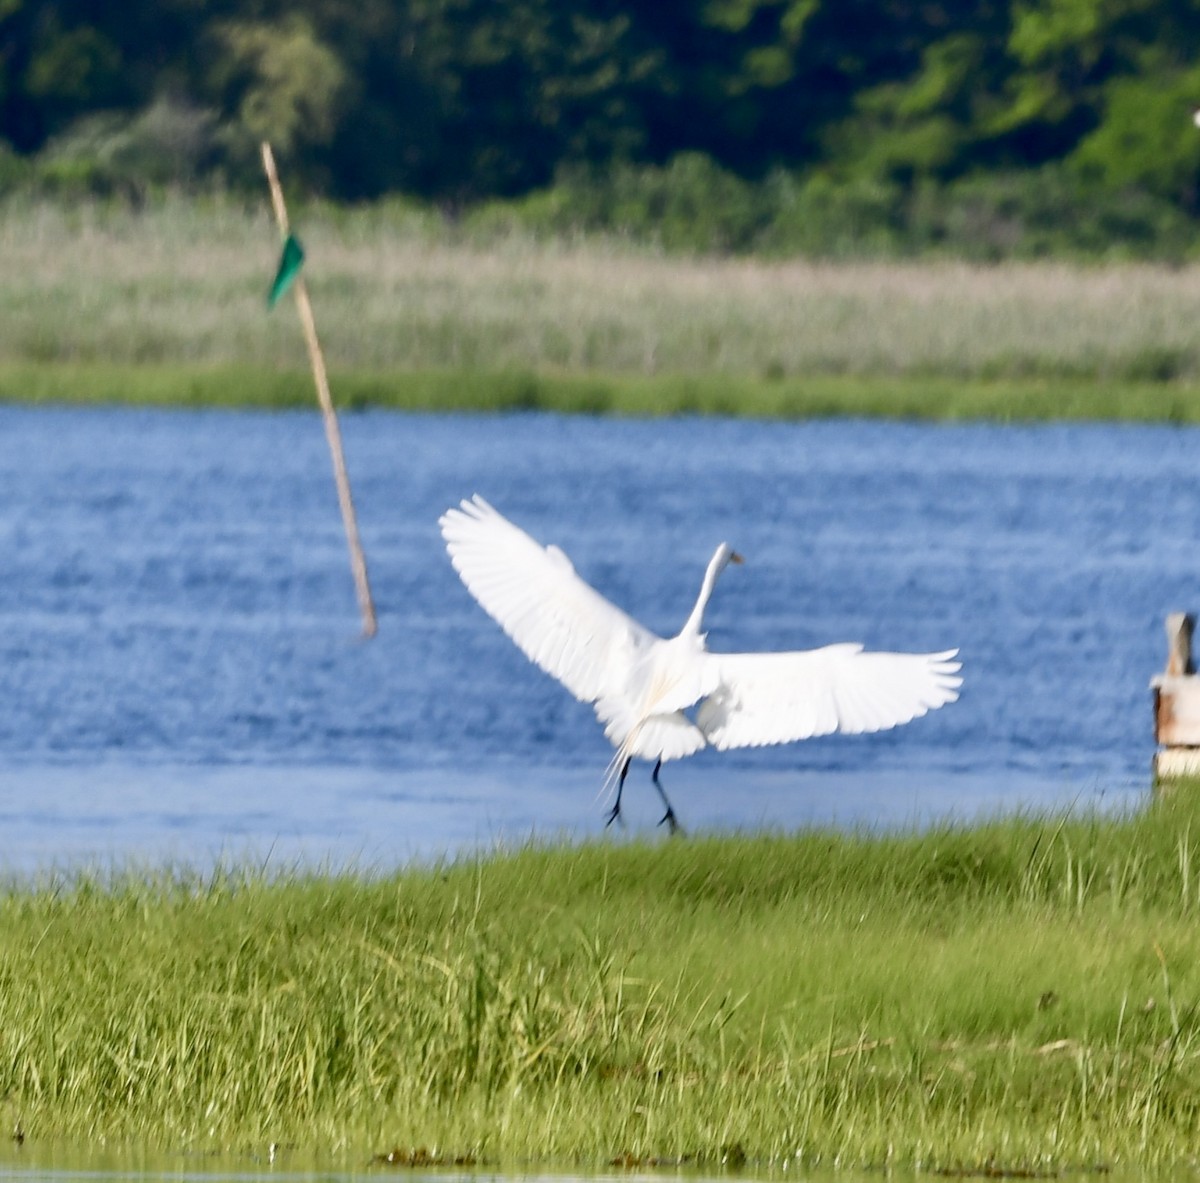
(1, 406), (1192, 873)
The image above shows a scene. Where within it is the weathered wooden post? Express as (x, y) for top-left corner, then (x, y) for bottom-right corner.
(1151, 613), (1200, 780)
(261, 141), (377, 638)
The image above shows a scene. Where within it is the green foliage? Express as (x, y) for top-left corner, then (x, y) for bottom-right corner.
(1069, 69), (1200, 204)
(468, 157), (1198, 261)
(33, 98), (219, 196)
(325, 0), (659, 199)
(211, 16), (347, 165)
(1008, 0), (1123, 67)
(821, 25), (1007, 187)
(905, 167), (1198, 259)
(4, 0), (1200, 227)
(23, 22), (123, 107)
(759, 172), (907, 256)
(0, 141), (30, 187)
(526, 153), (772, 251)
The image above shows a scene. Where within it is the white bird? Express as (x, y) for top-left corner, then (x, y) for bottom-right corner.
(439, 495), (961, 832)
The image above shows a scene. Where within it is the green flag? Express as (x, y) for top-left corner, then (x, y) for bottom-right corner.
(267, 233), (305, 308)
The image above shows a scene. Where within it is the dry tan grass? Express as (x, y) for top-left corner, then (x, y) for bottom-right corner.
(5, 198), (1200, 379)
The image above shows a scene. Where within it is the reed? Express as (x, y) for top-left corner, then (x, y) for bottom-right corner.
(3, 791), (1200, 1171)
(4, 197), (1200, 405)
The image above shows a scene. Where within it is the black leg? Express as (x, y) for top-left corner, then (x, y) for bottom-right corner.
(605, 757), (630, 828)
(651, 759), (682, 836)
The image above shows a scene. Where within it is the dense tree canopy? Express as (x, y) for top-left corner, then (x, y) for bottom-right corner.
(2, 0), (1200, 214)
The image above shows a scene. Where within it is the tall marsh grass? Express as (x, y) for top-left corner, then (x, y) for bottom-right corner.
(5, 792), (1200, 1169)
(6, 197), (1200, 392)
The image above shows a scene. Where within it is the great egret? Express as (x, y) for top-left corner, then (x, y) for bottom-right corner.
(439, 495), (961, 832)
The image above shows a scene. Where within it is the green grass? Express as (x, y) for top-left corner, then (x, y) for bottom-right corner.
(6, 791), (1200, 1171)
(5, 363), (1200, 423)
(4, 196), (1200, 419)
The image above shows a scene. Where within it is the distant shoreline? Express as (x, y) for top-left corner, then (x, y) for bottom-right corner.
(3, 363), (1200, 422)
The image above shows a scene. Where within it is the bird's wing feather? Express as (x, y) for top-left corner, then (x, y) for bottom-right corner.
(440, 495), (658, 704)
(696, 643), (961, 750)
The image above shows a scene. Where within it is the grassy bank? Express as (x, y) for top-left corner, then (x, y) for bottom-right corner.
(5, 791), (1200, 1171)
(3, 197), (1200, 418)
(7, 362), (1200, 422)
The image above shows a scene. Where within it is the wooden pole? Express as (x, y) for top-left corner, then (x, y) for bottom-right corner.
(1152, 612), (1200, 781)
(261, 142), (378, 638)
(1165, 612), (1194, 676)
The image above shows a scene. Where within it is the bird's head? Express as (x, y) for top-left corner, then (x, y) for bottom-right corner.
(716, 543), (744, 571)
(681, 542), (746, 638)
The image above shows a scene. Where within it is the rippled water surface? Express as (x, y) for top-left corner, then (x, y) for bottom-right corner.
(2, 406), (1192, 872)
(0, 1146), (1176, 1183)
(0, 1150), (1168, 1183)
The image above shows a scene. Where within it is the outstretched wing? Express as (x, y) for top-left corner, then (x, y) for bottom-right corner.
(695, 643), (961, 750)
(439, 495), (658, 704)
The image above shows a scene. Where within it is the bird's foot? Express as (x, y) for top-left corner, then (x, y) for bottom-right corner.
(605, 803), (624, 829)
(659, 807), (683, 837)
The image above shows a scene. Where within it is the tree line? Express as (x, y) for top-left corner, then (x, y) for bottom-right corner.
(3, 0), (1200, 230)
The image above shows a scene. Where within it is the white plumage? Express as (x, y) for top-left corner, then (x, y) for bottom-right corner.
(439, 495), (961, 831)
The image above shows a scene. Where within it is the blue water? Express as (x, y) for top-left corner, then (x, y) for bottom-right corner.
(0, 406), (1192, 872)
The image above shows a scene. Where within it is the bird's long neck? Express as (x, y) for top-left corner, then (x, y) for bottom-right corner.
(679, 547), (728, 638)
